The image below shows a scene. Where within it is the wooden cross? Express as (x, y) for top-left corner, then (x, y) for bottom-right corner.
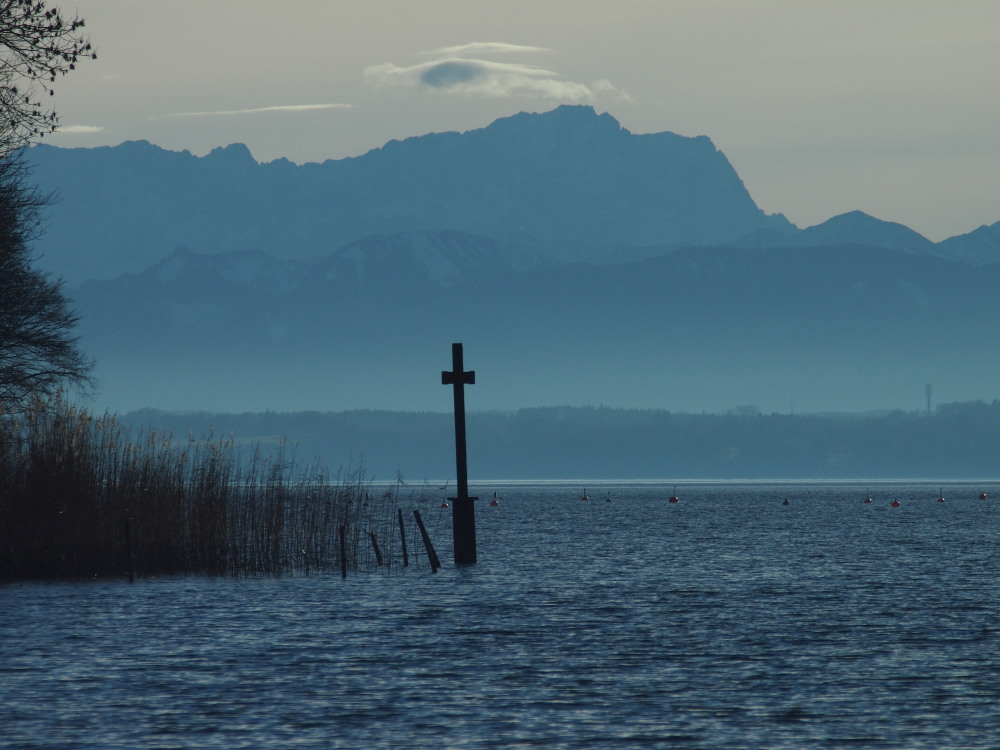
(441, 342), (477, 564)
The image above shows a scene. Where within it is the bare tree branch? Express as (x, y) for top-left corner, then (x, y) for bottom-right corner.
(0, 0), (95, 156)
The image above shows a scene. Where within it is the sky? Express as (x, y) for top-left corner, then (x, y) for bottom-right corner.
(41, 0), (1000, 243)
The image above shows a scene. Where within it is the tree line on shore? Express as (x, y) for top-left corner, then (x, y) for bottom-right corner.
(120, 399), (1000, 481)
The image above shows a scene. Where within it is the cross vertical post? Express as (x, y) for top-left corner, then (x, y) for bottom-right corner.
(442, 342), (477, 564)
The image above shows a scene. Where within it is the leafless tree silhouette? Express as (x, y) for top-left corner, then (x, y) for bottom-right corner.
(0, 2), (94, 410)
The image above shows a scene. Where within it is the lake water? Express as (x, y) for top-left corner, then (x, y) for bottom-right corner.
(3, 480), (1000, 749)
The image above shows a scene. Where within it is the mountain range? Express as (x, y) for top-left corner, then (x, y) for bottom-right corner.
(21, 105), (1000, 418)
(26, 105), (796, 284)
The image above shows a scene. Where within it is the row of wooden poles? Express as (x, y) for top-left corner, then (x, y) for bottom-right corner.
(117, 505), (445, 584)
(332, 508), (442, 580)
(117, 505), (444, 583)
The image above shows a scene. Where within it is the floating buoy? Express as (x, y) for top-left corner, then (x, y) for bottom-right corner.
(668, 485), (679, 503)
(782, 498), (790, 506)
(489, 492), (500, 507)
(979, 493), (988, 500)
(890, 499), (901, 507)
(441, 501), (450, 509)
(606, 492), (613, 503)
(580, 489), (589, 502)
(863, 497), (873, 504)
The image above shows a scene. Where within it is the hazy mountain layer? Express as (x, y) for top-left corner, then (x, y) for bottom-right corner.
(70, 231), (1000, 416)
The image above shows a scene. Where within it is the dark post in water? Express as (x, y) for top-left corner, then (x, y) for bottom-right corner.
(442, 342), (478, 564)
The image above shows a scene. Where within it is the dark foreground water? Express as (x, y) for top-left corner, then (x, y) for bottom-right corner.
(3, 481), (1000, 749)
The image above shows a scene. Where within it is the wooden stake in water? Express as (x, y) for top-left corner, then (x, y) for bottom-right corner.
(441, 342), (478, 565)
(398, 508), (409, 568)
(124, 513), (135, 584)
(339, 525), (347, 579)
(368, 530), (383, 567)
(412, 510), (441, 573)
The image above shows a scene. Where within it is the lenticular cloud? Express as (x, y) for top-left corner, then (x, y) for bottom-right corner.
(426, 42), (551, 56)
(366, 55), (592, 101)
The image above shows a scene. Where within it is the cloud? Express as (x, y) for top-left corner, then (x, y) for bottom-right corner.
(426, 42), (551, 56)
(366, 57), (603, 102)
(166, 103), (355, 118)
(592, 79), (634, 104)
(57, 125), (106, 134)
(365, 42), (631, 103)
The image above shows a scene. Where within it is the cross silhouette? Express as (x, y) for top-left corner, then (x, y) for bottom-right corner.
(441, 342), (477, 564)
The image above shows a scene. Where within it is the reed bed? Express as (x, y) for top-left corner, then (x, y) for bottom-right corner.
(0, 397), (432, 582)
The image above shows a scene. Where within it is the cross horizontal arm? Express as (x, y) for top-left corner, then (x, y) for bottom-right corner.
(442, 370), (475, 385)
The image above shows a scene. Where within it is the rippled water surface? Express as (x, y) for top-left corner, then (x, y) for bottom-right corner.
(4, 481), (1000, 749)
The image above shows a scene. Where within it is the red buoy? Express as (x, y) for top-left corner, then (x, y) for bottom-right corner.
(489, 493), (500, 507)
(979, 493), (988, 500)
(863, 498), (873, 504)
(891, 499), (901, 507)
(441, 501), (450, 509)
(668, 496), (679, 504)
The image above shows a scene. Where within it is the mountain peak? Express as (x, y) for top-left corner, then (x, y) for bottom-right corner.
(936, 220), (1000, 265)
(206, 143), (257, 164)
(482, 104), (625, 141)
(799, 211), (934, 251)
